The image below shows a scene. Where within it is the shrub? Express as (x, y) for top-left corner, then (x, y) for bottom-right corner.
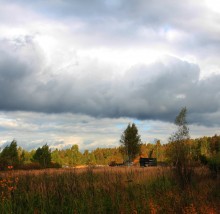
(19, 162), (42, 170)
(208, 153), (220, 178)
(49, 162), (62, 168)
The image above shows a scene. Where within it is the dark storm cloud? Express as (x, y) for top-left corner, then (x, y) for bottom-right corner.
(1, 37), (220, 126)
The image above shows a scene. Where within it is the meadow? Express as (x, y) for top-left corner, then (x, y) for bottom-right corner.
(0, 166), (219, 214)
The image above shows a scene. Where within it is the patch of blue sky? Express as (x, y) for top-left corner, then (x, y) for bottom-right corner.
(83, 140), (93, 146)
(116, 123), (127, 130)
(0, 126), (6, 132)
(140, 123), (152, 131)
(132, 119), (152, 131)
(132, 119), (142, 125)
(116, 119), (152, 132)
(163, 24), (172, 33)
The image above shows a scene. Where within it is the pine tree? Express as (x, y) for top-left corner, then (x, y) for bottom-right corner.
(120, 123), (141, 162)
(32, 144), (51, 168)
(0, 140), (19, 169)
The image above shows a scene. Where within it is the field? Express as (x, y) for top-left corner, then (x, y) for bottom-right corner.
(0, 166), (219, 214)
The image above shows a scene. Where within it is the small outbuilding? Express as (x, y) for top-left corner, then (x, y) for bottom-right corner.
(139, 158), (157, 167)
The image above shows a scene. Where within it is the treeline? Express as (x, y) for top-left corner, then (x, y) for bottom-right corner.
(0, 134), (219, 170)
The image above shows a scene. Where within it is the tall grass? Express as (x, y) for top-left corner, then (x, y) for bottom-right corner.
(0, 167), (219, 213)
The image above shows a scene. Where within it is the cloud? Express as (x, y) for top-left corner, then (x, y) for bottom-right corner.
(0, 111), (132, 150)
(2, 0), (220, 50)
(0, 0), (220, 133)
(0, 0), (220, 151)
(0, 36), (220, 126)
(1, 0), (220, 69)
(0, 111), (219, 151)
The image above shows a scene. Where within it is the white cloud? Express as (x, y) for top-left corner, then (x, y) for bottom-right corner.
(205, 0), (220, 13)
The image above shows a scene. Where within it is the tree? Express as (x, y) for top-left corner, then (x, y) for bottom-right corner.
(66, 145), (82, 166)
(0, 140), (19, 169)
(32, 144), (52, 168)
(17, 146), (26, 165)
(51, 149), (62, 165)
(120, 123), (141, 162)
(166, 107), (193, 187)
(83, 150), (96, 165)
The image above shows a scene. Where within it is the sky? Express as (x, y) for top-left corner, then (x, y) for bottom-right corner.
(0, 0), (220, 151)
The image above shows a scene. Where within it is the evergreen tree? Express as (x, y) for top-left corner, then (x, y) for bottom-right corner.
(120, 123), (141, 162)
(0, 140), (19, 169)
(32, 144), (51, 168)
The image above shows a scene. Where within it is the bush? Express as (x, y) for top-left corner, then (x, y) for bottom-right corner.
(18, 162), (62, 170)
(208, 153), (220, 178)
(19, 162), (42, 170)
(199, 154), (208, 165)
(49, 162), (62, 168)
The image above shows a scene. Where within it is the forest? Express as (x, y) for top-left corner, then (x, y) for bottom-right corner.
(0, 134), (219, 174)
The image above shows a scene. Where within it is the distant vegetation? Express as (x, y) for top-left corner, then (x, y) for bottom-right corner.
(0, 108), (220, 213)
(0, 134), (219, 176)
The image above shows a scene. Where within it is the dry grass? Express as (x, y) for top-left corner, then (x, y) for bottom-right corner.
(0, 166), (219, 213)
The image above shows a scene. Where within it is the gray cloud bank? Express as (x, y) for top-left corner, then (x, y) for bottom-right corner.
(0, 38), (220, 126)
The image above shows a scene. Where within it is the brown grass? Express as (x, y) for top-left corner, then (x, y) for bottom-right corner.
(0, 166), (219, 214)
